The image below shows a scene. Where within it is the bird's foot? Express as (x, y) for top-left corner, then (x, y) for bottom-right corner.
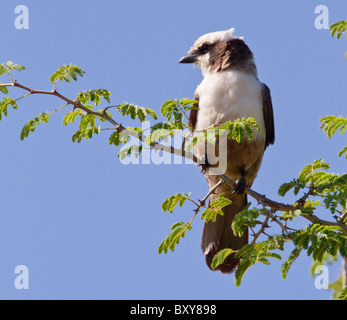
(232, 176), (246, 195)
(200, 156), (210, 174)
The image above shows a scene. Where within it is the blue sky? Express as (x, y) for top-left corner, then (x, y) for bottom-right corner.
(0, 0), (346, 299)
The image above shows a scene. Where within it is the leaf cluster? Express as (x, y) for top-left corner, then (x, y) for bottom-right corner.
(185, 117), (260, 152)
(20, 112), (49, 140)
(0, 62), (25, 119)
(330, 20), (347, 59)
(233, 237), (284, 286)
(77, 89), (111, 106)
(320, 116), (347, 158)
(0, 97), (18, 120)
(117, 103), (157, 122)
(0, 61), (25, 78)
(231, 207), (263, 237)
(279, 159), (347, 216)
(158, 221), (192, 254)
(161, 98), (197, 130)
(200, 193), (231, 223)
(158, 192), (232, 255)
(50, 64), (85, 84)
(215, 117), (260, 143)
(330, 20), (347, 39)
(282, 224), (347, 280)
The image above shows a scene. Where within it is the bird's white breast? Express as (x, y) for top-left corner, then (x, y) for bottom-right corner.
(195, 70), (265, 143)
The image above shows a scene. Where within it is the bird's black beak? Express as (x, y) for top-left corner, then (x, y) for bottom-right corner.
(179, 52), (198, 64)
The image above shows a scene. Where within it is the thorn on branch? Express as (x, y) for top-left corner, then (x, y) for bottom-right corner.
(257, 194), (267, 207)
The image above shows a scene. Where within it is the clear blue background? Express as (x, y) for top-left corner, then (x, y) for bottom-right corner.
(0, 0), (346, 300)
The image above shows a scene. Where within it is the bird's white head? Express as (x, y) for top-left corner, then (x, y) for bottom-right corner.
(193, 28), (243, 47)
(179, 28), (253, 76)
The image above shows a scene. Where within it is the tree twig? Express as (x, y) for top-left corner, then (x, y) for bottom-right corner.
(0, 81), (200, 164)
(2, 80), (346, 234)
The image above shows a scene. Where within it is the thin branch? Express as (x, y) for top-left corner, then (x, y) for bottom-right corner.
(268, 212), (291, 237)
(296, 186), (316, 207)
(199, 179), (223, 208)
(0, 81), (200, 164)
(15, 92), (32, 102)
(48, 102), (69, 117)
(252, 214), (270, 243)
(211, 171), (347, 234)
(188, 179), (224, 215)
(1, 81), (346, 234)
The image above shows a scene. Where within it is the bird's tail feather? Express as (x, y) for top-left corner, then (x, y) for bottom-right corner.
(201, 191), (248, 274)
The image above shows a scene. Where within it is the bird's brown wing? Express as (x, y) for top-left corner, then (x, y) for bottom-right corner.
(188, 92), (199, 130)
(261, 83), (275, 149)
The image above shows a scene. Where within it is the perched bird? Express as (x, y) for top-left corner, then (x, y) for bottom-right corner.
(179, 28), (275, 273)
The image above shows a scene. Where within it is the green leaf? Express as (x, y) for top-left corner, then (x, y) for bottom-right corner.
(0, 83), (9, 94)
(160, 99), (186, 129)
(161, 193), (191, 214)
(320, 116), (347, 138)
(338, 287), (347, 300)
(1, 61), (25, 73)
(338, 146), (347, 159)
(137, 106), (146, 122)
(20, 112), (49, 140)
(72, 126), (100, 143)
(184, 129), (221, 152)
(234, 237), (283, 286)
(144, 108), (158, 120)
(209, 192), (232, 209)
(184, 134), (204, 152)
(278, 180), (303, 197)
(235, 257), (252, 287)
(179, 98), (198, 107)
(232, 208), (262, 237)
(108, 131), (121, 146)
(158, 221), (192, 254)
(297, 159), (330, 186)
(109, 127), (141, 148)
(50, 64), (85, 84)
(281, 248), (302, 279)
(291, 224), (347, 265)
(145, 124), (174, 145)
(0, 97), (18, 120)
(211, 248), (236, 270)
(201, 193), (231, 223)
(117, 144), (143, 159)
(77, 89), (111, 106)
(160, 98), (198, 129)
(215, 117), (260, 143)
(117, 103), (157, 122)
(62, 109), (84, 126)
(330, 20), (347, 39)
(161, 100), (177, 118)
(79, 114), (96, 130)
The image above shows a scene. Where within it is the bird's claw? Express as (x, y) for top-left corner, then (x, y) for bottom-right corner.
(199, 156), (210, 174)
(232, 176), (246, 194)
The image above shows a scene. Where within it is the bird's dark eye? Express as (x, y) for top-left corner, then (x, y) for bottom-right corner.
(200, 43), (211, 54)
